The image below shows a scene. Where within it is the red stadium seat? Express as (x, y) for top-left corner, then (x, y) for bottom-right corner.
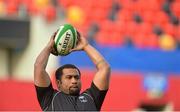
(58, 0), (73, 8)
(132, 28), (157, 49)
(25, 0), (39, 16)
(114, 21), (127, 37)
(137, 0), (160, 12)
(121, 0), (136, 13)
(95, 0), (112, 10)
(146, 33), (159, 49)
(95, 31), (108, 46)
(131, 25), (160, 49)
(141, 11), (156, 24)
(147, 0), (161, 12)
(132, 33), (147, 49)
(91, 9), (107, 23)
(154, 11), (169, 27)
(6, 1), (18, 15)
(171, 1), (180, 18)
(142, 11), (169, 27)
(95, 20), (125, 47)
(170, 26), (179, 41)
(175, 26), (180, 41)
(156, 0), (165, 5)
(95, 31), (124, 47)
(124, 21), (139, 37)
(44, 5), (56, 22)
(117, 9), (133, 22)
(138, 22), (153, 35)
(135, 1), (144, 14)
(99, 20), (114, 33)
(163, 23), (177, 37)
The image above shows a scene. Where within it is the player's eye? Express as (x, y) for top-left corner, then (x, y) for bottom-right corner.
(66, 76), (72, 79)
(74, 75), (80, 79)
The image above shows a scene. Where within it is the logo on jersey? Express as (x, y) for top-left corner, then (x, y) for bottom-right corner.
(79, 96), (87, 103)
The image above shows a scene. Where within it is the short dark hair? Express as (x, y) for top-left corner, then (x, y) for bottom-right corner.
(55, 64), (81, 80)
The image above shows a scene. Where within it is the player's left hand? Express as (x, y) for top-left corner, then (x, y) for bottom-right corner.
(70, 31), (89, 52)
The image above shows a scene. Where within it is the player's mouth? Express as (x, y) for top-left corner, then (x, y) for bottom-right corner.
(70, 85), (78, 89)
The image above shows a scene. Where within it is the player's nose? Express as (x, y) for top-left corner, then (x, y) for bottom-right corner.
(71, 77), (78, 84)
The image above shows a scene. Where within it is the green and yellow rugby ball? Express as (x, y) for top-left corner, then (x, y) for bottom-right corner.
(54, 24), (78, 56)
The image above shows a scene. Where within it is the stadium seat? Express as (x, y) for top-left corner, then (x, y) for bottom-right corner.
(176, 26), (180, 41)
(95, 20), (125, 47)
(124, 21), (139, 37)
(91, 9), (107, 23)
(132, 27), (158, 49)
(6, 1), (18, 15)
(121, 0), (136, 13)
(95, 31), (108, 46)
(44, 5), (56, 22)
(154, 11), (169, 27)
(146, 33), (159, 49)
(95, 31), (124, 47)
(137, 0), (161, 12)
(26, 0), (39, 15)
(114, 21), (126, 37)
(99, 20), (114, 33)
(95, 0), (112, 10)
(171, 1), (180, 18)
(138, 22), (153, 35)
(117, 9), (132, 22)
(132, 33), (147, 49)
(58, 0), (73, 8)
(141, 11), (156, 24)
(163, 23), (177, 37)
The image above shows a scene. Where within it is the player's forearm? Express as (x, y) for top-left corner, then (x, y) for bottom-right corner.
(34, 46), (51, 87)
(83, 44), (110, 70)
(83, 44), (111, 90)
(34, 46), (51, 69)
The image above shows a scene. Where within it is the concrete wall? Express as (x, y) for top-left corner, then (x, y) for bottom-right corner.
(0, 16), (66, 81)
(0, 47), (9, 79)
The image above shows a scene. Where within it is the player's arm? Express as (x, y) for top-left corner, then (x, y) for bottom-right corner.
(70, 33), (111, 90)
(34, 32), (58, 87)
(84, 43), (111, 90)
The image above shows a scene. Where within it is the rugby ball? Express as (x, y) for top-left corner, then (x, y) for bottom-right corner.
(54, 24), (78, 56)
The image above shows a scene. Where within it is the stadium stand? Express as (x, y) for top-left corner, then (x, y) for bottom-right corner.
(0, 0), (179, 50)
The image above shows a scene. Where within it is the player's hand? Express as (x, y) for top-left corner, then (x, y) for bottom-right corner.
(47, 31), (58, 56)
(70, 31), (89, 52)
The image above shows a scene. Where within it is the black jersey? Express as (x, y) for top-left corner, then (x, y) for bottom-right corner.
(35, 82), (108, 111)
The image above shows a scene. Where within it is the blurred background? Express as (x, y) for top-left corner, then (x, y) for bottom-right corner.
(0, 0), (180, 111)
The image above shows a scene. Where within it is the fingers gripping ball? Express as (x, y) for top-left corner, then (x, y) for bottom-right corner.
(54, 24), (78, 56)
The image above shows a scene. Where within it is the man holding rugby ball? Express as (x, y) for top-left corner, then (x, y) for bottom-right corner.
(34, 30), (111, 111)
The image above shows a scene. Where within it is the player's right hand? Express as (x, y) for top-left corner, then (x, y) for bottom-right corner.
(47, 31), (58, 56)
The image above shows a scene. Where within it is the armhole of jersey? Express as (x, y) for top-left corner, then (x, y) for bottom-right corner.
(51, 91), (61, 110)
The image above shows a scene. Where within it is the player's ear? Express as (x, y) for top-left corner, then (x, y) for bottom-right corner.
(56, 79), (62, 89)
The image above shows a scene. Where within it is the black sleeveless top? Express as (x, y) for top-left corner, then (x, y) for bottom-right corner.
(35, 82), (108, 111)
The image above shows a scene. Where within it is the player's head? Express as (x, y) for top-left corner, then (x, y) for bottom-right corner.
(55, 64), (81, 95)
